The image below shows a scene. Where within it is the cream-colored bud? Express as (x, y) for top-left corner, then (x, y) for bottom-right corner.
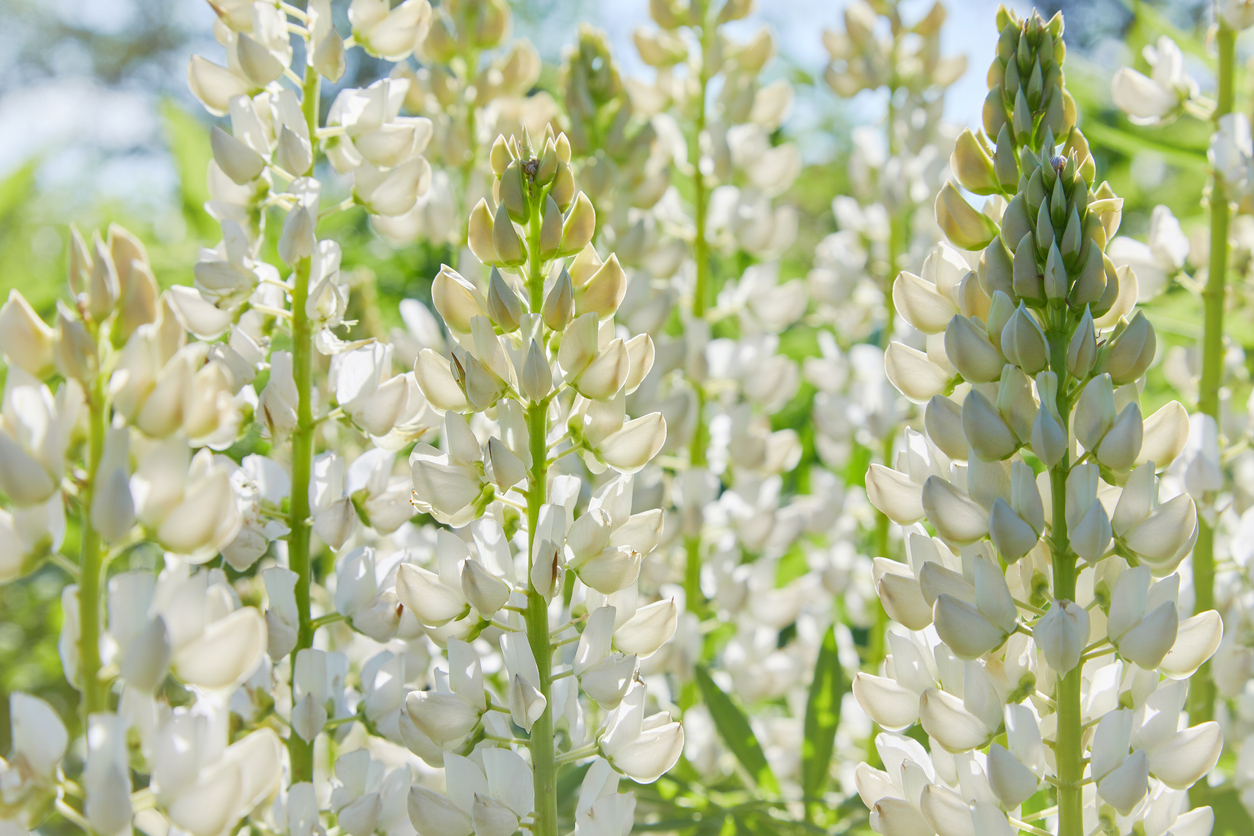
(577, 253), (626, 319)
(1096, 402), (1143, 472)
(893, 270), (958, 334)
(487, 437), (526, 491)
(487, 270), (521, 332)
(932, 594), (1005, 659)
(1067, 306), (1097, 378)
(952, 128), (999, 195)
(1043, 241), (1067, 301)
(936, 182), (998, 250)
(491, 203), (525, 266)
(0, 290), (55, 377)
(1104, 311), (1156, 384)
(990, 497), (1039, 562)
(276, 125), (313, 178)
(1074, 374), (1117, 453)
(550, 161), (575, 212)
(467, 199), (498, 266)
(1034, 599), (1089, 674)
(884, 342), (952, 402)
(852, 673), (919, 731)
(538, 195), (563, 260)
(922, 476), (988, 545)
(543, 268), (575, 331)
(1116, 602), (1178, 669)
(1000, 304), (1047, 374)
(925, 395), (968, 461)
(865, 465), (925, 524)
(1011, 232), (1043, 301)
(314, 26), (346, 82)
(944, 314), (1004, 383)
(432, 265), (487, 334)
(500, 160), (528, 224)
(988, 744), (1040, 810)
(962, 389), (1018, 461)
(623, 333), (654, 394)
(522, 339), (553, 402)
(559, 192), (596, 258)
(489, 135), (510, 176)
(574, 339), (630, 401)
(55, 303), (96, 383)
(210, 125), (265, 185)
(536, 138), (558, 183)
(875, 559), (932, 630)
(461, 559), (509, 619)
(1030, 373), (1067, 466)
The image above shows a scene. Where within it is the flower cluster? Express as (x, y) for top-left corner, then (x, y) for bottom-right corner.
(859, 8), (1224, 836)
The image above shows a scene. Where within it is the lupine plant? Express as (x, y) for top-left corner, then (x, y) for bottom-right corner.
(0, 2), (1249, 836)
(860, 7), (1225, 836)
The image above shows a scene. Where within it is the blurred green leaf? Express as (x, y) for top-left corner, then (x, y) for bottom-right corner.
(802, 625), (845, 806)
(1082, 120), (1208, 171)
(160, 99), (216, 240)
(694, 665), (780, 795)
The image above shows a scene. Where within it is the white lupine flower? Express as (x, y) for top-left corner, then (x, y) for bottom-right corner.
(1111, 37), (1198, 125)
(1211, 113), (1254, 202)
(599, 682), (684, 783)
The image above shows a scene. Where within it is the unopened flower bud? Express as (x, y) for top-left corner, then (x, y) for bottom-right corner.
(1067, 306), (1097, 378)
(1000, 303), (1047, 374)
(944, 314), (1004, 383)
(1104, 311), (1156, 384)
(1074, 374), (1117, 453)
(487, 437), (526, 491)
(922, 476), (989, 545)
(952, 128), (1000, 195)
(500, 160), (528, 224)
(962, 389), (1018, 461)
(1034, 599), (1088, 674)
(314, 26), (346, 82)
(936, 182), (998, 250)
(487, 270), (521, 332)
(560, 192), (596, 257)
(933, 594), (1006, 659)
(1043, 241), (1067, 301)
(1095, 402), (1143, 472)
(538, 195), (563, 260)
(467, 199), (498, 266)
(461, 559), (511, 618)
(489, 135), (511, 176)
(492, 203), (526, 266)
(550, 161), (575, 211)
(543, 268), (575, 331)
(0, 290), (55, 377)
(210, 126), (265, 185)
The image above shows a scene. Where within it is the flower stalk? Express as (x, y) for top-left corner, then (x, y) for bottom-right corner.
(1189, 20), (1236, 745)
(286, 55), (321, 788)
(78, 355), (108, 724)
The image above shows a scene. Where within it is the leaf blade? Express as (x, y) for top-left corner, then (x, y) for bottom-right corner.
(801, 625), (846, 803)
(694, 664), (780, 795)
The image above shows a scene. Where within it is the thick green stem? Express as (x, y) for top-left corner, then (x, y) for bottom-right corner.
(78, 369), (108, 728)
(524, 197), (558, 836)
(1190, 24), (1236, 751)
(524, 400), (557, 836)
(1047, 329), (1081, 836)
(287, 61), (321, 786)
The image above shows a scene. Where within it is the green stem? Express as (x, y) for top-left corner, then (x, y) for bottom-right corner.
(1190, 24), (1235, 757)
(683, 10), (714, 617)
(78, 368), (108, 730)
(1047, 329), (1081, 836)
(525, 201), (557, 836)
(287, 61), (321, 786)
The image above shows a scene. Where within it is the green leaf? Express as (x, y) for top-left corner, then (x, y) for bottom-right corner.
(694, 665), (780, 795)
(1081, 120), (1208, 172)
(159, 99), (217, 240)
(801, 625), (845, 803)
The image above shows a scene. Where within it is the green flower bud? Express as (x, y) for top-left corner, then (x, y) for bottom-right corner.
(936, 183), (998, 250)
